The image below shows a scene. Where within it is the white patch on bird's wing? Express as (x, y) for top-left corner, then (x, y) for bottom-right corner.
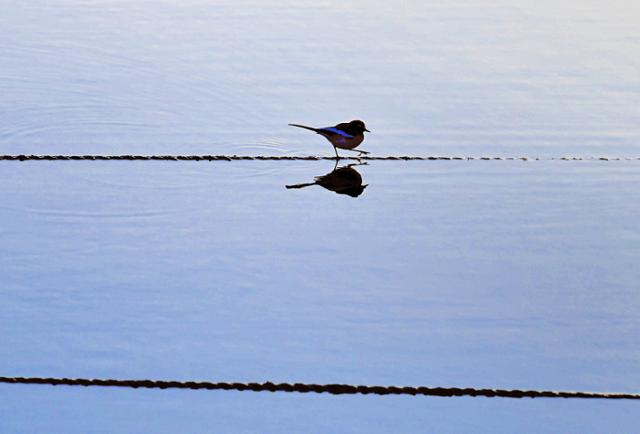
(320, 127), (354, 138)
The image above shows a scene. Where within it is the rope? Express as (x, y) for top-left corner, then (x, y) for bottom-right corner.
(0, 376), (637, 399)
(0, 154), (638, 162)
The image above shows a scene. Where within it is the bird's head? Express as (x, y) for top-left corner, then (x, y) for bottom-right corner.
(343, 184), (368, 198)
(350, 120), (370, 133)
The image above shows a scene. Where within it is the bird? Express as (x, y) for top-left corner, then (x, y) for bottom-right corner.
(288, 120), (371, 158)
(286, 163), (368, 198)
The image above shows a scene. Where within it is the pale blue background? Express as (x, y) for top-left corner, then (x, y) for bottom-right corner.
(0, 0), (639, 157)
(1, 0), (639, 432)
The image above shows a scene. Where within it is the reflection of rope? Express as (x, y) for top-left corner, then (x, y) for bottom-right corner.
(0, 154), (638, 161)
(0, 376), (638, 399)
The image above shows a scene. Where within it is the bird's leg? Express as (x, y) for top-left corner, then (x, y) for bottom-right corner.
(343, 148), (370, 155)
(333, 146), (340, 160)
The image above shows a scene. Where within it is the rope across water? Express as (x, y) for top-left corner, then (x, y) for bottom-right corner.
(0, 376), (638, 399)
(0, 154), (638, 161)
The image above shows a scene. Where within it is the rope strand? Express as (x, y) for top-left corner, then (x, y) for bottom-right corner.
(0, 376), (637, 399)
(0, 154), (638, 162)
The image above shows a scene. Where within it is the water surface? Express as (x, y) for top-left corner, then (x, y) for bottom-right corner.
(1, 0), (638, 156)
(1, 160), (639, 432)
(1, 1), (639, 432)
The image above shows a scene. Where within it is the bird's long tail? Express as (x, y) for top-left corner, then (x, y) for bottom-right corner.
(288, 123), (320, 133)
(285, 182), (317, 189)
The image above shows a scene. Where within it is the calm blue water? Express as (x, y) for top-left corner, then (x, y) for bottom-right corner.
(1, 0), (639, 432)
(0, 1), (639, 157)
(2, 161), (639, 432)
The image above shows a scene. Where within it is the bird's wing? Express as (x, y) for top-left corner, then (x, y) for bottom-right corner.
(317, 127), (355, 138)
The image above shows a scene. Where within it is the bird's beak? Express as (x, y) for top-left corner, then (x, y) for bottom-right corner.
(364, 128), (371, 132)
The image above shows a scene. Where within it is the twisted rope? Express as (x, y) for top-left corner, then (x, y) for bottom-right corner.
(0, 154), (638, 162)
(0, 376), (637, 399)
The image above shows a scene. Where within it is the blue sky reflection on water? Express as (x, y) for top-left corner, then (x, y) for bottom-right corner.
(1, 161), (640, 432)
(1, 0), (640, 432)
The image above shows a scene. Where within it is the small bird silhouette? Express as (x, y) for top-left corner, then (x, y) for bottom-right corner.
(289, 120), (371, 158)
(286, 163), (368, 198)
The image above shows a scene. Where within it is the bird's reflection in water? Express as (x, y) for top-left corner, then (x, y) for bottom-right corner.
(286, 163), (368, 198)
